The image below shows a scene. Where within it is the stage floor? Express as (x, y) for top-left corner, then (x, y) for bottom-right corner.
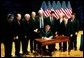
(1, 31), (83, 57)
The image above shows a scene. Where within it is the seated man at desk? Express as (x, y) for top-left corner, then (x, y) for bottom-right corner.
(39, 25), (55, 55)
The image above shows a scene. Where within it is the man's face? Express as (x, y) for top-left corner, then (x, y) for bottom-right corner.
(25, 15), (30, 21)
(72, 15), (75, 19)
(45, 25), (50, 31)
(31, 12), (36, 18)
(59, 13), (64, 19)
(17, 14), (21, 21)
(64, 16), (68, 21)
(9, 16), (14, 22)
(8, 15), (14, 23)
(51, 13), (54, 17)
(39, 11), (43, 16)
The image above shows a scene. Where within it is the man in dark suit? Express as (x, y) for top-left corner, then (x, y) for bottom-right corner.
(57, 13), (65, 51)
(13, 13), (22, 56)
(21, 14), (33, 55)
(69, 13), (79, 51)
(62, 16), (71, 51)
(30, 12), (38, 32)
(30, 12), (38, 53)
(2, 14), (14, 57)
(36, 10), (46, 32)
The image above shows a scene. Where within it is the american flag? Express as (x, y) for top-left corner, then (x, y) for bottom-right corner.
(61, 1), (70, 18)
(61, 1), (72, 19)
(47, 1), (52, 17)
(67, 1), (72, 18)
(40, 1), (49, 17)
(52, 1), (59, 19)
(40, 1), (72, 19)
(55, 1), (64, 19)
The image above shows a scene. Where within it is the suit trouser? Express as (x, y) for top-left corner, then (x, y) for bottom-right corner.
(59, 43), (67, 51)
(58, 34), (67, 51)
(30, 39), (37, 52)
(63, 42), (67, 51)
(69, 35), (77, 50)
(22, 37), (29, 54)
(30, 39), (40, 52)
(58, 34), (62, 50)
(4, 39), (12, 57)
(31, 32), (40, 52)
(14, 39), (20, 55)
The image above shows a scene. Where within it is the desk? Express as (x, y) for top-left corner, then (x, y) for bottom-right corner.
(35, 36), (70, 56)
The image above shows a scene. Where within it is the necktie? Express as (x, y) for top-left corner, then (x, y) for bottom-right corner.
(40, 17), (44, 28)
(51, 17), (53, 24)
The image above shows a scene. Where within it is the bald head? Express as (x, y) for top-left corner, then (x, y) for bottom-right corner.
(24, 14), (30, 21)
(38, 10), (43, 16)
(16, 13), (21, 21)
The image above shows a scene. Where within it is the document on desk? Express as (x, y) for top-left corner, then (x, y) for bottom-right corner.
(42, 37), (52, 40)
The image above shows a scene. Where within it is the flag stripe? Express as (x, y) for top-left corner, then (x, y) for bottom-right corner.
(40, 1), (72, 19)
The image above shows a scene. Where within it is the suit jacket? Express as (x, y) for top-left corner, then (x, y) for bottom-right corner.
(13, 20), (22, 37)
(30, 17), (38, 31)
(45, 17), (56, 26)
(39, 29), (53, 38)
(63, 19), (72, 36)
(69, 18), (79, 35)
(57, 19), (65, 35)
(54, 19), (59, 33)
(36, 16), (46, 30)
(21, 20), (33, 36)
(2, 20), (15, 41)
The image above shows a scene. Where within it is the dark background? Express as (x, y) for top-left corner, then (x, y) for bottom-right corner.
(0, 0), (83, 30)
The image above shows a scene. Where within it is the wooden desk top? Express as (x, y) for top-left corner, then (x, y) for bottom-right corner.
(35, 36), (70, 46)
